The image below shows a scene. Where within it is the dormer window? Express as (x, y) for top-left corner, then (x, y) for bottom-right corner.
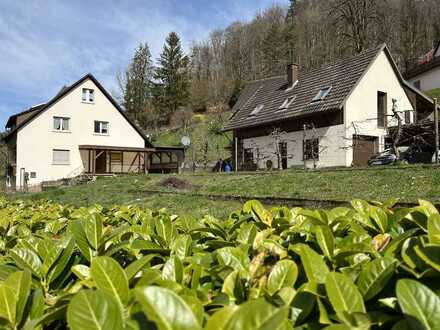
(279, 96), (296, 110)
(249, 104), (264, 117)
(82, 88), (95, 103)
(311, 87), (331, 103)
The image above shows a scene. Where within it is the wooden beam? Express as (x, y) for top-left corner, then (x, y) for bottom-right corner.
(95, 151), (105, 160)
(92, 150), (96, 175)
(121, 151), (124, 173)
(435, 98), (439, 164)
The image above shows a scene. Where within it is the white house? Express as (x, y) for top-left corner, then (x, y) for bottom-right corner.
(224, 44), (434, 170)
(406, 40), (440, 92)
(3, 74), (183, 191)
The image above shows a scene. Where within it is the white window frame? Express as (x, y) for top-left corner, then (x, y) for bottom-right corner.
(311, 87), (332, 103)
(248, 104), (264, 117)
(53, 116), (70, 132)
(94, 121), (109, 135)
(52, 149), (70, 165)
(82, 88), (95, 103)
(279, 95), (296, 110)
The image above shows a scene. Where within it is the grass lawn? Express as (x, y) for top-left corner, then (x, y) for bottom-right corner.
(7, 165), (440, 217)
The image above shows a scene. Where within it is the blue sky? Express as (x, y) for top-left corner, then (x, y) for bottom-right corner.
(0, 0), (285, 128)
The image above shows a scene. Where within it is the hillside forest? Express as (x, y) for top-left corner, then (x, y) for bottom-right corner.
(117, 0), (440, 162)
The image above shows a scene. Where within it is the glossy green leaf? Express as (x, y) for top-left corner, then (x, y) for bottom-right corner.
(70, 221), (93, 261)
(291, 244), (329, 283)
(162, 256), (183, 283)
(67, 290), (123, 330)
(325, 272), (366, 316)
(125, 255), (155, 280)
(9, 248), (42, 278)
(267, 260), (298, 295)
(205, 306), (238, 330)
(427, 214), (440, 244)
(82, 214), (103, 251)
(396, 279), (440, 330)
(135, 286), (202, 330)
(90, 257), (129, 309)
(224, 299), (288, 330)
(0, 284), (16, 325)
(414, 245), (440, 272)
(315, 225), (334, 259)
(357, 257), (397, 300)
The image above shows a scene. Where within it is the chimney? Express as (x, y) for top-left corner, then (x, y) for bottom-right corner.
(287, 63), (299, 87)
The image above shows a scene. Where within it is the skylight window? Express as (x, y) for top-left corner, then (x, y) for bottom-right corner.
(311, 87), (331, 103)
(249, 104), (264, 117)
(279, 95), (296, 110)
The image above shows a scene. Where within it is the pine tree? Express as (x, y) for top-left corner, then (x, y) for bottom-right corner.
(119, 43), (154, 126)
(262, 22), (287, 76)
(285, 0), (298, 63)
(154, 32), (190, 123)
(286, 0), (297, 23)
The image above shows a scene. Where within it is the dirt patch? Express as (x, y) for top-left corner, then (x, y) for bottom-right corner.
(158, 177), (192, 190)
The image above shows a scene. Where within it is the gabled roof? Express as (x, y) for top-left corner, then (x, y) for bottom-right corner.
(5, 103), (46, 129)
(3, 73), (153, 147)
(405, 39), (440, 79)
(225, 44), (420, 131)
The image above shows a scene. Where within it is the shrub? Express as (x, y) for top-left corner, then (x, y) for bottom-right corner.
(0, 198), (439, 329)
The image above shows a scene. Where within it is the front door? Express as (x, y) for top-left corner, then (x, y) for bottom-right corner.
(279, 142), (288, 170)
(353, 135), (379, 167)
(95, 151), (107, 174)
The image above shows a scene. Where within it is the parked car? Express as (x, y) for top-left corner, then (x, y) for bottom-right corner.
(369, 147), (433, 166)
(368, 149), (397, 166)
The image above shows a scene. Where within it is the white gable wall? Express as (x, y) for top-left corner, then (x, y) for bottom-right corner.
(407, 67), (440, 92)
(344, 50), (415, 166)
(238, 49), (415, 170)
(16, 78), (145, 187)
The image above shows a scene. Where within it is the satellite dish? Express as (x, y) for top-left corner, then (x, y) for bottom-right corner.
(181, 136), (191, 147)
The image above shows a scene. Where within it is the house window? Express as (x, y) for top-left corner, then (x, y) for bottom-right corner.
(404, 111), (411, 124)
(53, 117), (70, 131)
(82, 88), (95, 103)
(94, 121), (109, 135)
(30, 172), (36, 178)
(279, 96), (296, 110)
(311, 87), (331, 103)
(414, 80), (421, 90)
(53, 149), (70, 165)
(377, 91), (387, 128)
(249, 104), (264, 117)
(244, 148), (254, 164)
(303, 138), (319, 160)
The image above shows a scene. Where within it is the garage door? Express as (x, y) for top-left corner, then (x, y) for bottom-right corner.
(353, 135), (379, 167)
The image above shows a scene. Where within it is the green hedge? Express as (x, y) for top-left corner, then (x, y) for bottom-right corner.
(0, 198), (439, 329)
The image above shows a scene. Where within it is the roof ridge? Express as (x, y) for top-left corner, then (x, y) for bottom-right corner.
(244, 44), (384, 84)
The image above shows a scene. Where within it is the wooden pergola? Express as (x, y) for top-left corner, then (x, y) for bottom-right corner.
(79, 145), (155, 175)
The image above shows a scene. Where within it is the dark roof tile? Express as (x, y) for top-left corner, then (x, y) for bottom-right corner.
(225, 45), (384, 131)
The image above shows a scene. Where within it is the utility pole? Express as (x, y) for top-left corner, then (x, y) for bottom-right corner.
(303, 124), (307, 170)
(234, 137), (238, 173)
(435, 98), (439, 164)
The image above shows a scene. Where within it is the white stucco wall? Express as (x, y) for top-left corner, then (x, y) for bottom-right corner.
(408, 66), (440, 92)
(242, 124), (347, 169)
(240, 49), (415, 169)
(344, 50), (415, 166)
(15, 78), (145, 187)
